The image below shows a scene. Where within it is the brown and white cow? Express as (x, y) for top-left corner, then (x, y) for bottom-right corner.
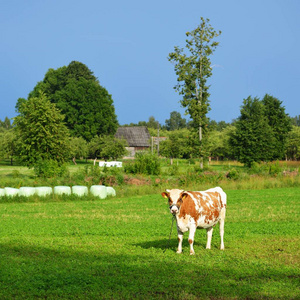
(161, 187), (227, 255)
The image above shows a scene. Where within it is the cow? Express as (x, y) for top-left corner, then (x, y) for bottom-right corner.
(161, 187), (227, 255)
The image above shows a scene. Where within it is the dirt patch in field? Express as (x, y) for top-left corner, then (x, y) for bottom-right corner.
(283, 170), (298, 176)
(124, 176), (151, 186)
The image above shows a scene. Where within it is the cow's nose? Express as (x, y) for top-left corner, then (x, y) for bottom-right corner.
(171, 208), (177, 214)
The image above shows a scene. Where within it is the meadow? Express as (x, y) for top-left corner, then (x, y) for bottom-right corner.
(0, 160), (299, 299)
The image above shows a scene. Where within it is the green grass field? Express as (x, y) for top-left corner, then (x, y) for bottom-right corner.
(0, 187), (299, 299)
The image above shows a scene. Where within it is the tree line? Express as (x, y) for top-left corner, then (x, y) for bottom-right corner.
(1, 97), (299, 170)
(152, 99), (299, 166)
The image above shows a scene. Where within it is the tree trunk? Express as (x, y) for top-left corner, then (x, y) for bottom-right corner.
(196, 80), (203, 169)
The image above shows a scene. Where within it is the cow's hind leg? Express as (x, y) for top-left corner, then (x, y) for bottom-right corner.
(177, 230), (183, 254)
(219, 208), (226, 250)
(206, 227), (213, 249)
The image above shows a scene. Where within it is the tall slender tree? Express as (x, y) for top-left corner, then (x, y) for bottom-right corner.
(168, 18), (221, 167)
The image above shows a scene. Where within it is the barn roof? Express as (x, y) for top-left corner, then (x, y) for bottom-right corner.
(115, 126), (151, 147)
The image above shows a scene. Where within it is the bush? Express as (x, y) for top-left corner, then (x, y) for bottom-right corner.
(268, 161), (281, 176)
(226, 168), (240, 180)
(73, 164), (125, 186)
(250, 161), (282, 176)
(124, 152), (161, 175)
(33, 160), (68, 178)
(168, 164), (179, 176)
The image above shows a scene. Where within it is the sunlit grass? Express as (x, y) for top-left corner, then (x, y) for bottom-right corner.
(0, 188), (299, 299)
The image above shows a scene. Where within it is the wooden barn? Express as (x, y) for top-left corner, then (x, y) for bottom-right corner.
(115, 126), (151, 157)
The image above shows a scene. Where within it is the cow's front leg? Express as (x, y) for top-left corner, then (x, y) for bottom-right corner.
(188, 225), (196, 255)
(177, 230), (183, 254)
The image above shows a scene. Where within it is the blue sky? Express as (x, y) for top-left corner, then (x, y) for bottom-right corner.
(1, 0), (299, 125)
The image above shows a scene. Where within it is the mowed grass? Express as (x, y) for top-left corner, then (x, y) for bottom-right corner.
(0, 188), (299, 299)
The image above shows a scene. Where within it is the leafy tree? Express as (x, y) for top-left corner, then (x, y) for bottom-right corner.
(100, 136), (128, 160)
(164, 111), (187, 131)
(0, 129), (18, 165)
(160, 129), (190, 162)
(286, 126), (300, 160)
(14, 93), (70, 166)
(69, 137), (89, 164)
(262, 94), (291, 160)
(19, 61), (118, 141)
(88, 135), (103, 158)
(206, 130), (222, 160)
(290, 115), (300, 126)
(89, 135), (128, 160)
(168, 18), (221, 166)
(221, 126), (236, 160)
(206, 126), (236, 160)
(230, 96), (277, 167)
(147, 116), (159, 129)
(208, 120), (230, 131)
(0, 117), (12, 130)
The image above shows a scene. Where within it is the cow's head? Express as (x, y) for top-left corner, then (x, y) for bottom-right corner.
(161, 189), (187, 215)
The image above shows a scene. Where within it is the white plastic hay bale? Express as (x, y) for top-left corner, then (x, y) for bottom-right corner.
(54, 186), (71, 196)
(4, 187), (19, 197)
(19, 187), (36, 197)
(111, 161), (122, 167)
(0, 188), (5, 197)
(72, 185), (88, 197)
(106, 186), (116, 197)
(99, 161), (122, 168)
(35, 187), (53, 197)
(90, 185), (107, 199)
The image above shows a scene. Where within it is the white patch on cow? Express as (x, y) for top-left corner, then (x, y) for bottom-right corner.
(167, 189), (184, 214)
(167, 189), (183, 203)
(188, 192), (203, 213)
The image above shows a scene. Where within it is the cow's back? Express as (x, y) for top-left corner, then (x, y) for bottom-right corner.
(178, 190), (225, 229)
(203, 187), (227, 206)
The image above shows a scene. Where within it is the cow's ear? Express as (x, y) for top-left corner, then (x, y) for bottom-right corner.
(161, 192), (169, 199)
(181, 192), (188, 201)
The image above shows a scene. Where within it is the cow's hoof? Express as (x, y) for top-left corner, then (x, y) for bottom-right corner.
(190, 251), (195, 255)
(176, 250), (182, 254)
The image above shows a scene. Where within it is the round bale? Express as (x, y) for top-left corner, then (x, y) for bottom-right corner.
(72, 185), (88, 197)
(54, 186), (71, 196)
(35, 187), (53, 197)
(106, 186), (116, 197)
(19, 187), (36, 197)
(90, 185), (107, 199)
(4, 187), (19, 197)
